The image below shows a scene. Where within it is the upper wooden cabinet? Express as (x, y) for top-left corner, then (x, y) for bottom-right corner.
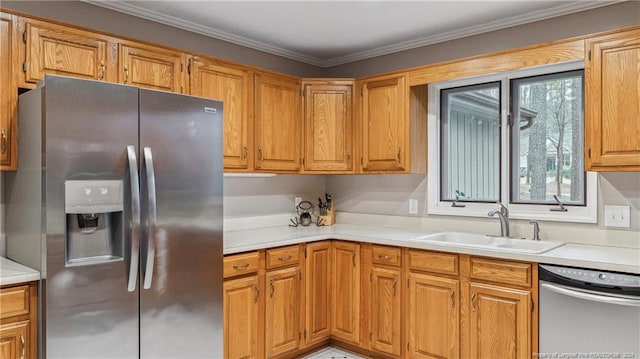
(20, 18), (114, 86)
(254, 73), (302, 172)
(302, 79), (354, 173)
(119, 43), (185, 92)
(1, 13), (17, 170)
(189, 58), (253, 170)
(360, 74), (407, 172)
(359, 74), (427, 173)
(585, 29), (640, 171)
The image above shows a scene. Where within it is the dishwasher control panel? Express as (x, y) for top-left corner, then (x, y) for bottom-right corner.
(540, 264), (640, 289)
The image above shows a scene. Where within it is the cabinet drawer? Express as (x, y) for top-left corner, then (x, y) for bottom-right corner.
(372, 245), (401, 267)
(266, 245), (300, 269)
(470, 257), (532, 287)
(224, 252), (260, 279)
(0, 285), (30, 319)
(409, 250), (458, 276)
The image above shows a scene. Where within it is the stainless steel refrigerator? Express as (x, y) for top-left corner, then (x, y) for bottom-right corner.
(6, 75), (223, 358)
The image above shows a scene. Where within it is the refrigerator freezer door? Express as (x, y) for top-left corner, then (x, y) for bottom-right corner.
(139, 89), (223, 358)
(42, 76), (140, 358)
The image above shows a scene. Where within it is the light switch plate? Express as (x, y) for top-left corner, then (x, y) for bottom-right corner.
(604, 205), (631, 228)
(409, 199), (418, 214)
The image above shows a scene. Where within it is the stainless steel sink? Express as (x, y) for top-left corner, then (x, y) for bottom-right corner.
(413, 232), (564, 254)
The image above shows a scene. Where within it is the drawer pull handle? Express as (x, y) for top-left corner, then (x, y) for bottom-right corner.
(233, 263), (250, 270)
(99, 60), (105, 80)
(471, 291), (477, 311)
(1, 128), (6, 155)
(278, 255), (292, 261)
(270, 279), (275, 298)
(450, 289), (455, 308)
(253, 284), (259, 303)
(20, 334), (25, 359)
(378, 254), (393, 260)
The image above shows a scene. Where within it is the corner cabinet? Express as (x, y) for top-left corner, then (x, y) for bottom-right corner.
(359, 74), (427, 174)
(1, 13), (17, 170)
(254, 73), (302, 172)
(585, 28), (640, 171)
(189, 57), (253, 170)
(302, 79), (354, 173)
(331, 241), (360, 345)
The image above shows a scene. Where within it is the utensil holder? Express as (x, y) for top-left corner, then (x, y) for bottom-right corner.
(318, 203), (335, 226)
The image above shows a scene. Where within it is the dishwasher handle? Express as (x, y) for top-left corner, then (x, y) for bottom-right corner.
(541, 282), (640, 307)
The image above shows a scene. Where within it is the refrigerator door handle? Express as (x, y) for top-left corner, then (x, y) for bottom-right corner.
(126, 145), (141, 292)
(142, 147), (157, 290)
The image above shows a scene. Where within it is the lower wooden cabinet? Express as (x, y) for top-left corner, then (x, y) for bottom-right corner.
(303, 241), (332, 346)
(0, 282), (37, 359)
(223, 243), (537, 359)
(407, 272), (459, 359)
(331, 241), (360, 345)
(468, 282), (531, 359)
(265, 266), (301, 358)
(370, 266), (402, 357)
(223, 276), (262, 359)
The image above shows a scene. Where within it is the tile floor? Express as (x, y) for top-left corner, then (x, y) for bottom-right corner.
(301, 346), (366, 359)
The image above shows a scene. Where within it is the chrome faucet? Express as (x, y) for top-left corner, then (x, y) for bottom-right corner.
(488, 203), (510, 237)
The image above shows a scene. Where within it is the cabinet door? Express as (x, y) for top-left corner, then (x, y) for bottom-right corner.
(254, 73), (301, 171)
(370, 267), (401, 357)
(1, 13), (17, 170)
(361, 74), (407, 172)
(304, 241), (331, 345)
(265, 266), (300, 358)
(23, 19), (111, 84)
(408, 273), (459, 359)
(331, 241), (360, 344)
(119, 43), (184, 92)
(469, 282), (531, 359)
(586, 29), (640, 170)
(303, 80), (353, 172)
(0, 320), (30, 359)
(224, 276), (261, 359)
(190, 58), (252, 170)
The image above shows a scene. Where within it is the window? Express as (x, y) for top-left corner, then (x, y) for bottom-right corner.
(427, 61), (597, 223)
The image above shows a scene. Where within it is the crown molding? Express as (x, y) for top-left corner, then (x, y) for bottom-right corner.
(85, 0), (624, 68)
(83, 0), (326, 67)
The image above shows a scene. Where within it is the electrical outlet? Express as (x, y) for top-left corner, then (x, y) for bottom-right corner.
(409, 199), (418, 215)
(604, 205), (631, 228)
(294, 196), (302, 208)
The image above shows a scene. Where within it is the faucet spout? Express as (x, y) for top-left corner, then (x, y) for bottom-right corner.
(488, 203), (510, 237)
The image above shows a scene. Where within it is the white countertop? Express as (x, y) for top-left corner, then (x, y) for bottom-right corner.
(0, 257), (40, 286)
(224, 224), (640, 274)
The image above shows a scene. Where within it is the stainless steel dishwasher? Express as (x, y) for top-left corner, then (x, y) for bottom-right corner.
(539, 264), (640, 359)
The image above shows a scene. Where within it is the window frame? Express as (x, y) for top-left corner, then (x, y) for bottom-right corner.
(427, 60), (597, 223)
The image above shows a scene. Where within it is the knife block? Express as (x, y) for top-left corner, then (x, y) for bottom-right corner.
(318, 204), (335, 226)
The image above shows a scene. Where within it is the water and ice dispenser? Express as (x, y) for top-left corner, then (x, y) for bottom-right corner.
(65, 180), (124, 265)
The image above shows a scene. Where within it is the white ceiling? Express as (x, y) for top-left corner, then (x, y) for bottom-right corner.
(87, 1), (623, 67)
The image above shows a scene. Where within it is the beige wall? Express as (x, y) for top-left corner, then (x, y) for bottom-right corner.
(0, 1), (325, 77)
(324, 1), (640, 77)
